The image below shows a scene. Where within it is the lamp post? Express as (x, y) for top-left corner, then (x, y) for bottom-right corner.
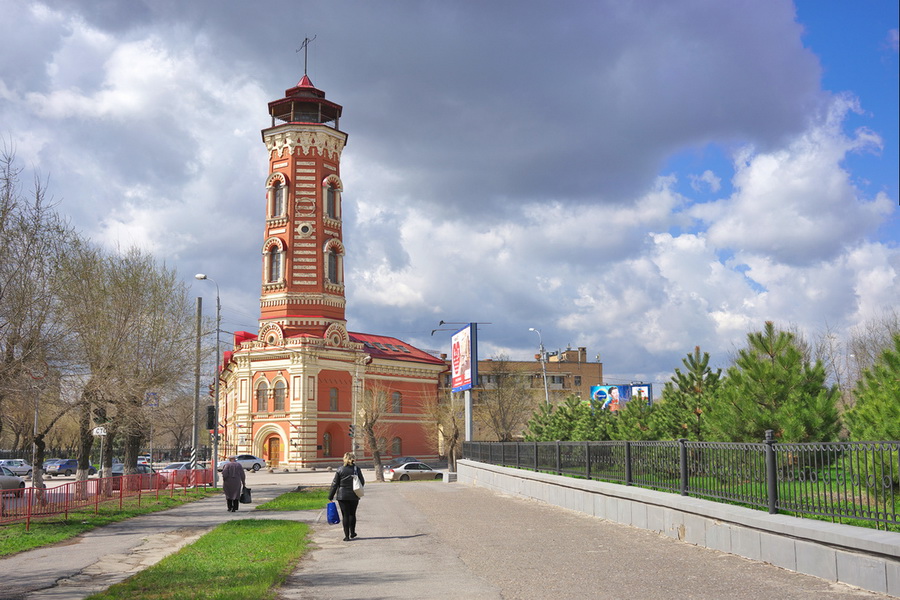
(529, 328), (550, 405)
(195, 273), (221, 488)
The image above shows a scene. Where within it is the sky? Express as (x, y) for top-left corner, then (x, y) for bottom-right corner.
(1, 0), (897, 389)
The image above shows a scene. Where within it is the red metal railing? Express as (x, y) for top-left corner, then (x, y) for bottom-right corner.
(0, 469), (213, 530)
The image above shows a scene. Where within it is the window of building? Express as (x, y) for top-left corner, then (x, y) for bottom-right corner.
(255, 380), (268, 412)
(268, 247), (282, 282)
(329, 387), (338, 411)
(550, 375), (565, 385)
(391, 391), (402, 413)
(326, 247), (342, 284)
(273, 380), (286, 411)
(391, 437), (402, 455)
(273, 182), (285, 217)
(323, 432), (332, 457)
(325, 185), (337, 219)
(574, 376), (582, 387)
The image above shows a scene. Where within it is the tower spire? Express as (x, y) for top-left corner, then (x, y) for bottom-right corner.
(296, 36), (316, 76)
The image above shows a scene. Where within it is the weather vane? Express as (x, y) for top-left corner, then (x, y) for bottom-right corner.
(296, 36), (317, 75)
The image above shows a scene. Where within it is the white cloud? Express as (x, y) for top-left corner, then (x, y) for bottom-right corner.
(689, 170), (722, 193)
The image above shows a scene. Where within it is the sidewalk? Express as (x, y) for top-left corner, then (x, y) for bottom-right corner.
(1, 469), (893, 600)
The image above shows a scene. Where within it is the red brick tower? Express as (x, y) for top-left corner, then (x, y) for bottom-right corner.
(258, 75), (348, 344)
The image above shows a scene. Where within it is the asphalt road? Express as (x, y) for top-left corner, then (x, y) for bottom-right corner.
(0, 469), (893, 600)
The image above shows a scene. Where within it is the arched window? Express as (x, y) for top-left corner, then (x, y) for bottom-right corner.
(325, 185), (337, 219)
(268, 247), (282, 282)
(329, 388), (338, 411)
(273, 182), (285, 217)
(323, 432), (332, 457)
(391, 391), (402, 414)
(255, 380), (268, 412)
(391, 437), (402, 456)
(273, 380), (286, 411)
(327, 249), (339, 283)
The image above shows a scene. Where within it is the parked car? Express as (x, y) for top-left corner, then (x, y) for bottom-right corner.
(157, 462), (194, 485)
(107, 463), (160, 490)
(385, 462), (442, 482)
(0, 465), (26, 497)
(41, 458), (63, 474)
(216, 454), (265, 472)
(0, 459), (32, 477)
(137, 455), (151, 465)
(382, 457), (419, 470)
(46, 459), (96, 477)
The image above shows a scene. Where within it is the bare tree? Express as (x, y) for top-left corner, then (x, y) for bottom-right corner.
(475, 354), (541, 441)
(358, 385), (395, 482)
(421, 387), (464, 471)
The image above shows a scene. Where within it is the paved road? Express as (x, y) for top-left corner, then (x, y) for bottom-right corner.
(1, 470), (893, 600)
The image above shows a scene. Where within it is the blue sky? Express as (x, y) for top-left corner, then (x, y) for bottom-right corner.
(1, 0), (897, 387)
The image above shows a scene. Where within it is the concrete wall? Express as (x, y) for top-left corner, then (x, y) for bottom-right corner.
(457, 459), (900, 597)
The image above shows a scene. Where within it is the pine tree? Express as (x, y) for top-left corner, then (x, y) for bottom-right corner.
(651, 346), (721, 440)
(707, 322), (841, 443)
(844, 333), (900, 442)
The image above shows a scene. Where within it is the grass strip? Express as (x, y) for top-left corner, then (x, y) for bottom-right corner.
(255, 488), (329, 511)
(0, 489), (218, 557)
(86, 519), (309, 600)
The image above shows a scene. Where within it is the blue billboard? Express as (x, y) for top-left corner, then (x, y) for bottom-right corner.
(589, 384), (653, 412)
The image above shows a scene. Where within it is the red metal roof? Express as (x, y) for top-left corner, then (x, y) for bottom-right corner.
(349, 332), (445, 365)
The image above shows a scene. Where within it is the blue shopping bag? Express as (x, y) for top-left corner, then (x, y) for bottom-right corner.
(326, 501), (340, 524)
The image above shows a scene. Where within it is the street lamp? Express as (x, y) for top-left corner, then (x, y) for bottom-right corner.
(529, 328), (550, 405)
(195, 273), (221, 488)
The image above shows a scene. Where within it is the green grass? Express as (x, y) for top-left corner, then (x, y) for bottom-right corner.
(85, 519), (309, 600)
(255, 487), (330, 511)
(0, 489), (218, 557)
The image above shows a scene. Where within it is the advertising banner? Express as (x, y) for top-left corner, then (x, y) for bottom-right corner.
(589, 384), (653, 412)
(451, 324), (477, 392)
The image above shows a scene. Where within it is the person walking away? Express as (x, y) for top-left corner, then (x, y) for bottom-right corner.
(221, 456), (246, 512)
(328, 452), (364, 541)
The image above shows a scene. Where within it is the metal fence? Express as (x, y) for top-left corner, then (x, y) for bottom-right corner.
(0, 469), (213, 530)
(463, 432), (900, 531)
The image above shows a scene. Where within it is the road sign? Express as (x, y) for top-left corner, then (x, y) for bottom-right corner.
(145, 392), (159, 407)
(92, 426), (107, 436)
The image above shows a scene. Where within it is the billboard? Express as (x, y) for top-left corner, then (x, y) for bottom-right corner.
(589, 384), (653, 412)
(451, 324), (478, 392)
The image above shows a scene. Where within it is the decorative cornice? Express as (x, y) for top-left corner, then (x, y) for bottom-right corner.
(264, 128), (346, 161)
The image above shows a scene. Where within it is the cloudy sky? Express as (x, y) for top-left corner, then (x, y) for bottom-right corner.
(2, 0), (897, 388)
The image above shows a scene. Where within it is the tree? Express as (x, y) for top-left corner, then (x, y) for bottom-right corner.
(525, 395), (612, 442)
(0, 145), (76, 452)
(651, 346), (721, 440)
(608, 399), (657, 441)
(706, 322), (841, 443)
(476, 354), (540, 441)
(358, 385), (391, 482)
(421, 388), (465, 471)
(844, 333), (900, 442)
(54, 242), (198, 477)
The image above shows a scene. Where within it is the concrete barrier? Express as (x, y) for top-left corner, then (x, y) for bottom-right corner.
(458, 459), (900, 597)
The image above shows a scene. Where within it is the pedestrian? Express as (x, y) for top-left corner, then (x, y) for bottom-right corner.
(328, 452), (364, 541)
(221, 455), (246, 512)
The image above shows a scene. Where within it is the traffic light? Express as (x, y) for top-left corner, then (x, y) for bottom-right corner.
(348, 425), (355, 438)
(206, 405), (216, 430)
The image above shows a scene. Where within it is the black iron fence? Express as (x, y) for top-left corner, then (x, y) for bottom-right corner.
(462, 432), (900, 531)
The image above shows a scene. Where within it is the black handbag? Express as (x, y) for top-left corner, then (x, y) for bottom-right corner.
(240, 487), (252, 504)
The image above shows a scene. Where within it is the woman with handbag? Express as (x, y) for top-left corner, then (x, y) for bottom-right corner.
(221, 455), (246, 512)
(328, 452), (365, 541)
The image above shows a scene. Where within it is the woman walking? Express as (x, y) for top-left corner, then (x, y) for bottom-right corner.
(221, 455), (246, 512)
(328, 452), (364, 541)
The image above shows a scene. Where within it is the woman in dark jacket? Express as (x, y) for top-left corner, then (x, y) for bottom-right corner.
(328, 452), (364, 541)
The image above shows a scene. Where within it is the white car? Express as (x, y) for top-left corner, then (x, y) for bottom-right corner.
(0, 459), (32, 477)
(385, 462), (443, 482)
(217, 454), (265, 472)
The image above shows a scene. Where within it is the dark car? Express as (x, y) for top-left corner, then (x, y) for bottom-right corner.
(107, 464), (161, 490)
(46, 459), (96, 477)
